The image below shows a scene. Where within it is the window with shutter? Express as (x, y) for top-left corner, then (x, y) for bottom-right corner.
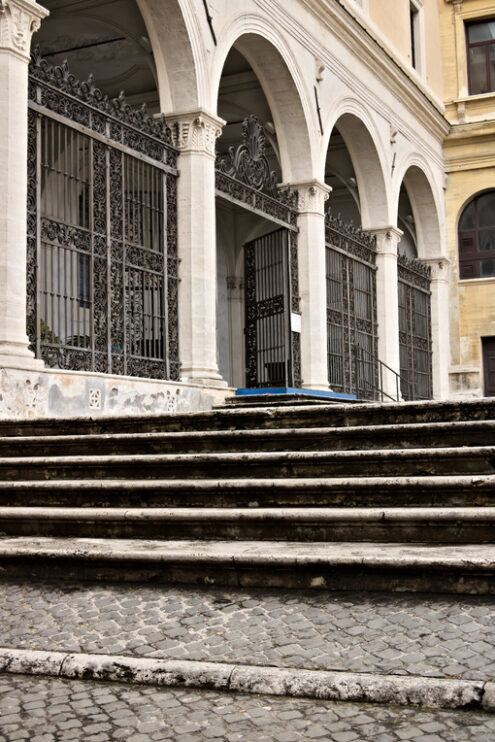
(458, 192), (495, 279)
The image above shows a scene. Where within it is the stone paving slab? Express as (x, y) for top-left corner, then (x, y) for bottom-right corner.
(1, 580), (494, 681)
(1, 673), (495, 742)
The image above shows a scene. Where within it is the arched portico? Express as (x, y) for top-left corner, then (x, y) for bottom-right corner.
(397, 163), (444, 261)
(323, 103), (392, 229)
(213, 34), (312, 389)
(323, 105), (400, 398)
(394, 159), (449, 398)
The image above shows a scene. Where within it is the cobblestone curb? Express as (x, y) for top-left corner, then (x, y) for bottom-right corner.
(1, 647), (493, 713)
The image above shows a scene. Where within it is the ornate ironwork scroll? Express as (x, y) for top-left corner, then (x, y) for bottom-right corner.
(325, 209), (378, 399)
(215, 115), (298, 226)
(26, 51), (179, 381)
(398, 254), (432, 400)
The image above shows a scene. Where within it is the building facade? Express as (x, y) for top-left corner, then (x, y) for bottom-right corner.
(441, 0), (495, 398)
(0, 0), (451, 417)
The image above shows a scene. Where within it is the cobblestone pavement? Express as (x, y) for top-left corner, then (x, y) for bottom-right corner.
(0, 580), (494, 681)
(1, 673), (494, 742)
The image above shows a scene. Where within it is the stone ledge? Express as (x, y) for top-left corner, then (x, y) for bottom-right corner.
(0, 647), (492, 712)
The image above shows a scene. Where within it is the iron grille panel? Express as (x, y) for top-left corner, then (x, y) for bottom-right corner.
(245, 229), (294, 388)
(397, 255), (433, 400)
(27, 54), (179, 381)
(325, 211), (378, 399)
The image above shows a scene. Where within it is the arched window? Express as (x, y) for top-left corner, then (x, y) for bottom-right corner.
(458, 191), (495, 279)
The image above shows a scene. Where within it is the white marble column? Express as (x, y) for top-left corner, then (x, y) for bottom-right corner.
(169, 110), (227, 387)
(293, 180), (331, 390)
(422, 257), (451, 399)
(371, 227), (403, 399)
(0, 0), (48, 369)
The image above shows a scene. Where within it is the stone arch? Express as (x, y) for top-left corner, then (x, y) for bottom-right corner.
(323, 99), (392, 229)
(394, 155), (443, 260)
(137, 0), (203, 114)
(211, 16), (315, 183)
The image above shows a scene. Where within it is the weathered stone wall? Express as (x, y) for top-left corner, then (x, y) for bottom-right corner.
(0, 367), (229, 419)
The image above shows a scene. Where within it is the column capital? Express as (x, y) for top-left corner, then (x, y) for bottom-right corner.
(367, 226), (403, 255)
(0, 0), (48, 60)
(286, 180), (331, 215)
(168, 109), (225, 157)
(420, 255), (451, 281)
(368, 226), (404, 241)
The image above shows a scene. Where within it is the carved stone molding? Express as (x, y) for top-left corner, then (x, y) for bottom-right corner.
(420, 256), (451, 281)
(291, 180), (331, 214)
(369, 226), (403, 255)
(169, 110), (225, 156)
(0, 0), (48, 59)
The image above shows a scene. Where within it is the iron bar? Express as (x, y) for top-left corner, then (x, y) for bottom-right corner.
(202, 0), (217, 46)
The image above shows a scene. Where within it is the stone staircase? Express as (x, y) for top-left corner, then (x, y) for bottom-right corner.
(0, 398), (494, 593)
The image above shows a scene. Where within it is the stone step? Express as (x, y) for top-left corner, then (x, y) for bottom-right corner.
(0, 537), (493, 593)
(0, 475), (492, 508)
(2, 419), (494, 456)
(0, 398), (495, 437)
(0, 506), (493, 543)
(1, 447), (494, 480)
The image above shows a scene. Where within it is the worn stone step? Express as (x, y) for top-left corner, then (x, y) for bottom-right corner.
(0, 537), (493, 593)
(0, 398), (495, 438)
(0, 475), (493, 508)
(0, 507), (493, 543)
(1, 447), (494, 481)
(1, 420), (494, 457)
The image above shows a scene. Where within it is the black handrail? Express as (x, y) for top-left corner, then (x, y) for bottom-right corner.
(353, 344), (402, 402)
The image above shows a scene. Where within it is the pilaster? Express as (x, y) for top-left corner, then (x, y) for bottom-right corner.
(293, 180), (331, 390)
(168, 109), (227, 386)
(0, 0), (48, 370)
(451, 0), (469, 99)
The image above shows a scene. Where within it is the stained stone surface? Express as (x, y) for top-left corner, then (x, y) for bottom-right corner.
(1, 580), (494, 681)
(0, 673), (494, 741)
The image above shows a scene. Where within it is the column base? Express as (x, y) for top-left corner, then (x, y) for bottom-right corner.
(180, 369), (229, 389)
(0, 343), (44, 372)
(302, 382), (331, 392)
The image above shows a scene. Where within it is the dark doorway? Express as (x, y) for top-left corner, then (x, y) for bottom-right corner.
(483, 337), (495, 396)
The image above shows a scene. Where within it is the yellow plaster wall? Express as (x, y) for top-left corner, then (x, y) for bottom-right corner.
(366, 0), (443, 96)
(445, 164), (495, 391)
(424, 0), (444, 95)
(441, 0), (495, 394)
(369, 0), (411, 60)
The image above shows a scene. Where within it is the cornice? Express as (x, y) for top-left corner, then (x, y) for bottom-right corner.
(445, 152), (495, 172)
(255, 0), (449, 156)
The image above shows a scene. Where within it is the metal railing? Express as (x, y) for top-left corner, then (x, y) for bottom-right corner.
(353, 344), (402, 402)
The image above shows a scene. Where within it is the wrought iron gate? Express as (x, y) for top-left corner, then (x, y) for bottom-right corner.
(245, 229), (295, 388)
(216, 116), (300, 388)
(325, 212), (378, 398)
(398, 255), (432, 400)
(26, 50), (179, 380)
